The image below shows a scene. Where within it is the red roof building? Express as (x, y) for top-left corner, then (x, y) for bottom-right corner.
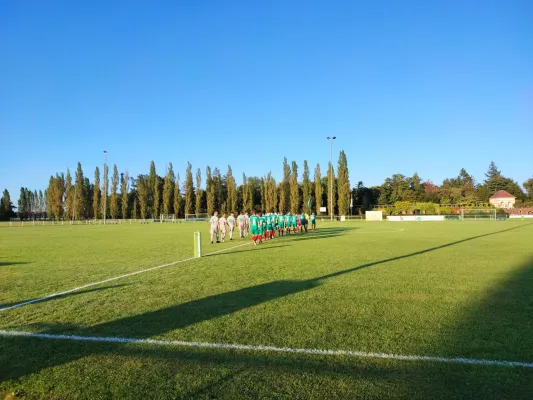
(489, 190), (516, 199)
(489, 190), (516, 209)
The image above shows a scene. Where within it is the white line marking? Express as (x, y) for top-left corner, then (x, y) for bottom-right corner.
(351, 228), (405, 234)
(0, 242), (251, 312)
(0, 329), (531, 368)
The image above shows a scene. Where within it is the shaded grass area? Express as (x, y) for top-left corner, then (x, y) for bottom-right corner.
(1, 222), (532, 398)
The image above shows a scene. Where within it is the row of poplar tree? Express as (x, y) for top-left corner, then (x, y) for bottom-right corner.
(15, 152), (350, 220)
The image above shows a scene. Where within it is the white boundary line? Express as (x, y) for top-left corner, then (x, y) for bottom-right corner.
(0, 242), (251, 312)
(0, 329), (531, 368)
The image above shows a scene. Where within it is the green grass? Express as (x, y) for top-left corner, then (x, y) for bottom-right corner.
(1, 220), (533, 399)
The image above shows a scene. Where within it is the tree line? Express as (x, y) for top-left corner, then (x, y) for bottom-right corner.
(1, 156), (532, 221)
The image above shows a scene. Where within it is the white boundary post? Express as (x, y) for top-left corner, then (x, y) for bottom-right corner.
(194, 231), (202, 258)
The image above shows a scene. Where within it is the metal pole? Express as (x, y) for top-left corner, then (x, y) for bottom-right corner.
(330, 139), (333, 221)
(103, 150), (107, 225)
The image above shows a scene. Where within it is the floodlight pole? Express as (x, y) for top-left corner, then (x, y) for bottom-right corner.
(103, 150), (108, 225)
(327, 136), (336, 221)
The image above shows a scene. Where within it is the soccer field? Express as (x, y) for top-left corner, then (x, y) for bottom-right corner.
(1, 221), (532, 399)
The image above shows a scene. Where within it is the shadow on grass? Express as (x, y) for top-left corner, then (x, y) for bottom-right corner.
(0, 261), (28, 267)
(1, 224), (532, 398)
(0, 284), (128, 310)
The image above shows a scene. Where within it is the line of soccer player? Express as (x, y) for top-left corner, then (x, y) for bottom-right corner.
(209, 211), (317, 245)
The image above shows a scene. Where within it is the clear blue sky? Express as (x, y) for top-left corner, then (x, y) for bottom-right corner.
(1, 0), (532, 200)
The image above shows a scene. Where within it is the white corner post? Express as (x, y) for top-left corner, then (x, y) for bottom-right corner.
(194, 231), (202, 258)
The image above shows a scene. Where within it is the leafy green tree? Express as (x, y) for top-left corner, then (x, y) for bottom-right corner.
(47, 173), (65, 220)
(337, 150), (350, 215)
(314, 163), (323, 215)
(226, 165), (237, 213)
(0, 189), (15, 220)
(484, 161), (505, 195)
(162, 163), (175, 216)
(121, 171), (129, 218)
(524, 177), (533, 200)
(195, 168), (203, 216)
(184, 162), (194, 216)
(38, 190), (45, 216)
(93, 167), (101, 219)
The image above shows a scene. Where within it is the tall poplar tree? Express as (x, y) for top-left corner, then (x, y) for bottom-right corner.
(246, 177), (254, 212)
(184, 162), (194, 216)
(150, 162), (160, 218)
(226, 165), (237, 213)
(162, 163), (175, 215)
(195, 168), (203, 216)
(242, 173), (250, 212)
(259, 178), (266, 213)
(121, 171), (129, 218)
(65, 169), (73, 219)
(93, 167), (101, 219)
(279, 157), (290, 212)
(206, 167), (215, 215)
(73, 162), (85, 219)
(327, 162), (337, 216)
(314, 163), (323, 215)
(173, 173), (182, 218)
(101, 163), (108, 219)
(136, 175), (149, 219)
(290, 161), (299, 213)
(213, 167), (225, 212)
(302, 160), (312, 214)
(110, 164), (119, 219)
(337, 150), (350, 215)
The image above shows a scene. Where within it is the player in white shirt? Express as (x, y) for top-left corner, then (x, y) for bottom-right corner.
(227, 212), (236, 240)
(244, 212), (250, 236)
(219, 213), (228, 242)
(237, 212), (246, 239)
(209, 211), (219, 244)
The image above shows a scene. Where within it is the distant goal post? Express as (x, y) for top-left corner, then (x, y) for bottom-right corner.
(460, 208), (497, 220)
(365, 211), (383, 221)
(184, 213), (209, 222)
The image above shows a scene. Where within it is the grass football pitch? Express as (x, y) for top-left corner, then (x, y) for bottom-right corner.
(1, 220), (532, 399)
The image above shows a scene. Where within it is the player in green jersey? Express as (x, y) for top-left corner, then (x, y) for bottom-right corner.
(270, 212), (276, 238)
(284, 213), (291, 234)
(291, 213), (298, 233)
(249, 210), (261, 245)
(277, 211), (284, 236)
(300, 212), (308, 233)
(260, 212), (268, 242)
(266, 213), (273, 240)
(310, 213), (316, 230)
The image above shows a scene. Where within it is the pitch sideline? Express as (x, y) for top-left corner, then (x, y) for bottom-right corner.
(0, 329), (531, 368)
(0, 242), (251, 312)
